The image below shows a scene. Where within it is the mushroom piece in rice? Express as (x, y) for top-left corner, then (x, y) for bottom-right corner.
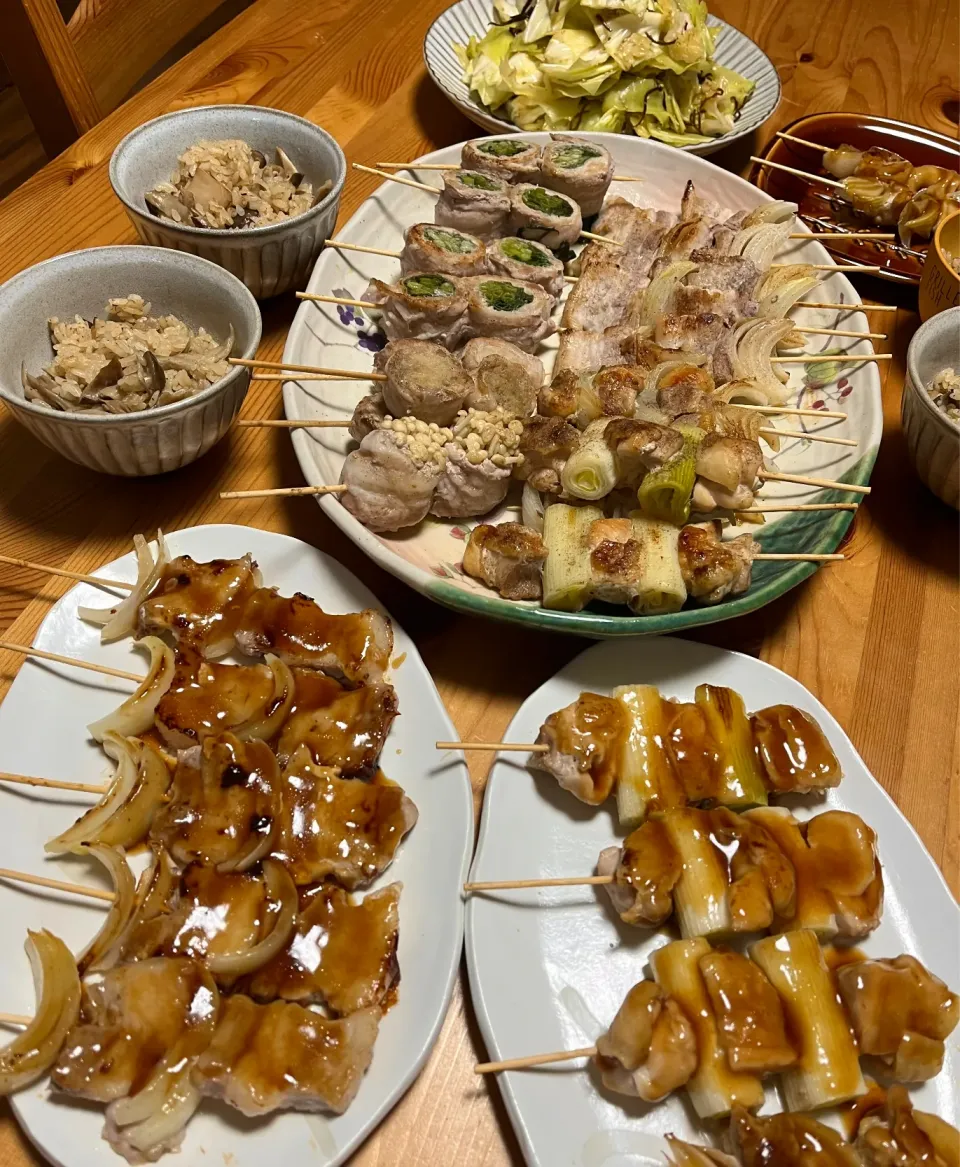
(22, 294), (234, 414)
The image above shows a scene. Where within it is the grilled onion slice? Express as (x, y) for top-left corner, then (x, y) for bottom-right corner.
(76, 844), (138, 974)
(0, 930), (81, 1095)
(235, 655), (296, 743)
(79, 531), (169, 643)
(45, 734), (171, 854)
(88, 637), (176, 743)
(204, 859), (299, 978)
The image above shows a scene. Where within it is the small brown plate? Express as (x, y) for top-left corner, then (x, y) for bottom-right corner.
(751, 112), (960, 286)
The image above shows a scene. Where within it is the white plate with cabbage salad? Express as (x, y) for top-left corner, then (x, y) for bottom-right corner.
(464, 637), (959, 1165)
(424, 0), (780, 154)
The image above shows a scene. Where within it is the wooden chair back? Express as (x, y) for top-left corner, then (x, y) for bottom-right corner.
(0, 0), (232, 157)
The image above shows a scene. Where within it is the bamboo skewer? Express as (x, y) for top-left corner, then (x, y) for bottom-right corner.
(758, 470), (870, 494)
(799, 301), (897, 313)
(750, 156), (845, 189)
(374, 163), (645, 182)
(0, 867), (114, 903)
(296, 293), (377, 310)
(0, 1014), (29, 1027)
(789, 232), (894, 240)
(0, 555), (134, 593)
(250, 373), (371, 383)
(465, 875), (613, 892)
(770, 353), (890, 363)
(230, 358), (386, 381)
(236, 419), (350, 429)
(775, 131), (829, 152)
(324, 239), (399, 258)
(436, 741), (547, 752)
(220, 485), (348, 500)
(0, 772), (105, 795)
(0, 641), (141, 683)
(759, 427), (857, 447)
(351, 164), (621, 245)
(755, 552), (845, 562)
(770, 263), (882, 272)
(733, 404), (847, 419)
(795, 327), (886, 339)
(476, 1047), (597, 1074)
(742, 503), (859, 513)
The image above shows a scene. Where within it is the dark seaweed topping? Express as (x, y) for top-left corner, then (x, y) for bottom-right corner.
(476, 139), (532, 158)
(402, 274), (456, 297)
(522, 187), (574, 217)
(422, 226), (478, 254)
(459, 171), (500, 191)
(479, 280), (535, 312)
(499, 237), (553, 267)
(550, 144), (603, 169)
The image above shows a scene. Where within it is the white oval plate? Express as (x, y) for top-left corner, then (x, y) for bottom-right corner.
(283, 132), (882, 638)
(464, 637), (958, 1165)
(423, 3), (781, 157)
(0, 524), (473, 1167)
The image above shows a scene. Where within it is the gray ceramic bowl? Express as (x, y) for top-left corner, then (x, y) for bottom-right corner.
(0, 245), (261, 476)
(110, 106), (346, 299)
(903, 305), (960, 508)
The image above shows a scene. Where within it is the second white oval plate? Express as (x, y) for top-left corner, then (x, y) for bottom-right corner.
(0, 524), (473, 1167)
(464, 637), (958, 1166)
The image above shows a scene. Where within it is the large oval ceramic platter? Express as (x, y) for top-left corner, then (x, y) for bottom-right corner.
(423, 2), (781, 157)
(283, 132), (882, 638)
(464, 638), (958, 1165)
(0, 524), (473, 1167)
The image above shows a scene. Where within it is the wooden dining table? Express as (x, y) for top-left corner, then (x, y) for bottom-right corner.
(0, 0), (957, 1160)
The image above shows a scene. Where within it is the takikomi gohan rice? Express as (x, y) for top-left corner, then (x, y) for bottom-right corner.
(22, 294), (233, 414)
(145, 139), (331, 229)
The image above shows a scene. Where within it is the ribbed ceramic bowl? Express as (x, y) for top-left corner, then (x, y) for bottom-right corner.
(919, 211), (960, 321)
(424, 2), (780, 157)
(0, 246), (261, 476)
(903, 305), (960, 509)
(110, 106), (347, 299)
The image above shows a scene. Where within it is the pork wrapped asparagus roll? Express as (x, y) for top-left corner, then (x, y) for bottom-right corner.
(462, 277), (556, 353)
(509, 185), (583, 249)
(366, 273), (467, 348)
(376, 338), (473, 425)
(435, 171), (511, 240)
(486, 237), (566, 296)
(540, 137), (614, 218)
(400, 224), (488, 277)
(461, 138), (542, 183)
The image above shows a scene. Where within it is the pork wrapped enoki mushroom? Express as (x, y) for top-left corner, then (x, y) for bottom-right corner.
(594, 981), (698, 1103)
(87, 635), (175, 742)
(461, 138), (542, 182)
(400, 223), (488, 277)
(461, 337), (544, 416)
(462, 522), (547, 601)
(340, 422), (447, 532)
(677, 523), (757, 605)
(367, 273), (468, 348)
(79, 530), (169, 642)
(486, 237), (565, 296)
(45, 733), (171, 853)
(431, 407), (524, 519)
(691, 434), (762, 513)
(0, 930), (81, 1095)
(462, 276), (556, 353)
(854, 1085), (960, 1167)
(376, 338), (473, 425)
(730, 1107), (862, 1167)
(836, 954), (959, 1082)
(154, 648), (295, 749)
(539, 137), (613, 218)
(516, 415), (579, 494)
(435, 170), (511, 240)
(530, 691), (627, 805)
(149, 733), (279, 872)
(509, 184), (583, 249)
(597, 818), (682, 927)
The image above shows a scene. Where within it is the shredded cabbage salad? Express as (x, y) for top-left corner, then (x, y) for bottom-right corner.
(454, 0), (755, 144)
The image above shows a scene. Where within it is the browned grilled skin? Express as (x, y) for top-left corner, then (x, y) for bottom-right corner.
(656, 363), (716, 418)
(678, 524), (744, 601)
(517, 415), (580, 493)
(532, 692), (627, 805)
(730, 1107), (862, 1167)
(245, 883), (401, 1015)
(462, 522), (546, 601)
(538, 370), (580, 419)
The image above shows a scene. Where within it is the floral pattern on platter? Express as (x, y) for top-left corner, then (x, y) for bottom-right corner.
(333, 287), (386, 352)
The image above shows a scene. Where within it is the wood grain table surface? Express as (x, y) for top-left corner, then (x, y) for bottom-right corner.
(0, 0), (957, 1162)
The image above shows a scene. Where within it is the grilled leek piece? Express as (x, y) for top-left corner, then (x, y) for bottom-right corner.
(651, 938), (764, 1119)
(661, 808), (732, 939)
(613, 685), (686, 829)
(636, 424), (702, 526)
(749, 929), (865, 1111)
(561, 420), (619, 501)
(541, 503), (603, 611)
(694, 684), (768, 808)
(631, 516), (687, 615)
